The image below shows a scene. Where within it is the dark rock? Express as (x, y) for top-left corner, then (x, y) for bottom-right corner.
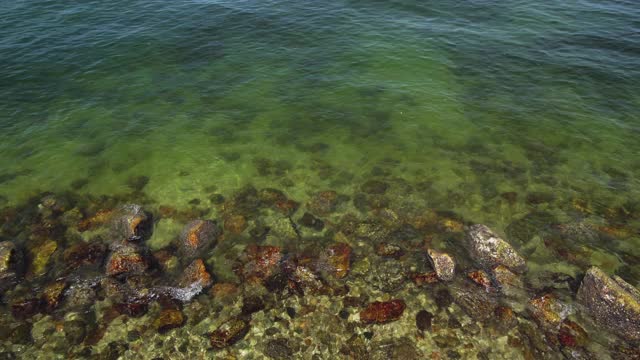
(210, 194), (225, 205)
(105, 243), (149, 277)
(299, 212), (324, 231)
(154, 309), (185, 334)
(64, 320), (86, 345)
(361, 180), (389, 194)
(179, 219), (222, 260)
(126, 175), (149, 192)
(264, 338), (293, 359)
(127, 330), (141, 342)
(11, 298), (43, 319)
(450, 282), (497, 320)
(500, 192), (518, 205)
(339, 309), (350, 319)
(415, 310), (433, 332)
(360, 299), (406, 324)
(286, 307), (296, 319)
(63, 241), (107, 271)
(114, 300), (149, 317)
(308, 191), (339, 215)
(576, 266), (640, 342)
(8, 323), (32, 345)
(97, 341), (128, 360)
(241, 296), (265, 316)
(466, 224), (526, 273)
(434, 288), (453, 309)
(209, 318), (250, 349)
(525, 192), (555, 205)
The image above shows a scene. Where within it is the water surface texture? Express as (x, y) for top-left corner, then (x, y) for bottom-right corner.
(1, 0), (640, 359)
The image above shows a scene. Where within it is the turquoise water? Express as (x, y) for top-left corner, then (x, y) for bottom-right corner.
(1, 0), (640, 358)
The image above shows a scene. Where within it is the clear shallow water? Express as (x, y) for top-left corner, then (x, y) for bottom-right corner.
(1, 0), (640, 358)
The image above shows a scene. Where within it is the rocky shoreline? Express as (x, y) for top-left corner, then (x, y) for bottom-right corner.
(0, 183), (638, 359)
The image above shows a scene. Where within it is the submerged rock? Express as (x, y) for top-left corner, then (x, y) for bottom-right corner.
(209, 318), (250, 349)
(321, 243), (352, 279)
(528, 293), (568, 343)
(466, 224), (526, 273)
(154, 309), (185, 334)
(179, 219), (222, 259)
(409, 271), (439, 287)
(467, 270), (493, 292)
(576, 266), (640, 342)
(360, 299), (406, 324)
(111, 204), (152, 242)
(236, 244), (283, 283)
(105, 243), (149, 277)
(361, 180), (389, 195)
(27, 239), (57, 278)
(224, 214), (248, 235)
(0, 241), (23, 291)
(450, 282), (497, 320)
(178, 258), (213, 289)
(308, 190), (340, 215)
(299, 212), (324, 231)
(42, 280), (68, 312)
(375, 242), (403, 258)
(427, 248), (456, 282)
(63, 241), (107, 272)
(415, 310), (434, 332)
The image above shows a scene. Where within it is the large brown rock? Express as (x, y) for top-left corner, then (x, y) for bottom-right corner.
(577, 266), (640, 342)
(179, 219), (222, 259)
(105, 243), (149, 277)
(466, 224), (526, 273)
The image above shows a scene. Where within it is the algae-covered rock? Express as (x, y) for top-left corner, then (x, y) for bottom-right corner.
(0, 241), (23, 291)
(179, 219), (222, 260)
(427, 248), (456, 282)
(466, 224), (526, 273)
(28, 240), (57, 278)
(576, 266), (640, 342)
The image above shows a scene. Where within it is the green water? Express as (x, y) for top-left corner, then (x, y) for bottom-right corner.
(1, 0), (640, 358)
